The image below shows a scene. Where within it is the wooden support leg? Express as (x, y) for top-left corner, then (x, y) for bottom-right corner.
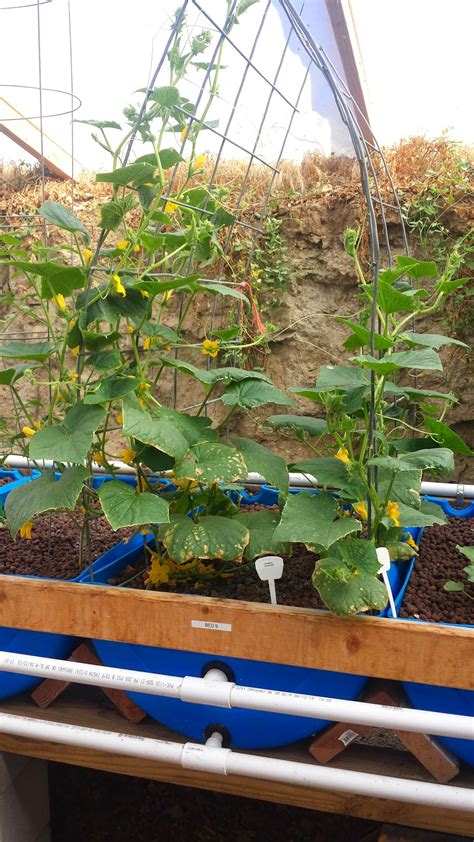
(31, 641), (146, 724)
(309, 681), (460, 783)
(0, 753), (50, 841)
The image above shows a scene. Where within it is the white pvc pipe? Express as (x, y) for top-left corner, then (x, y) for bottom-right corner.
(4, 455), (474, 498)
(0, 711), (472, 811)
(0, 651), (472, 740)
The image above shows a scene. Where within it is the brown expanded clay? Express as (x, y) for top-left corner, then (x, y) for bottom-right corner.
(0, 477), (14, 486)
(399, 517), (474, 625)
(0, 511), (134, 581)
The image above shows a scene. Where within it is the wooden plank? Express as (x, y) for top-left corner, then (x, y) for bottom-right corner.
(0, 696), (472, 837)
(0, 576), (473, 689)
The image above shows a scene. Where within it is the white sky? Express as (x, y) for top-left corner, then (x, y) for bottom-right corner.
(0, 0), (472, 174)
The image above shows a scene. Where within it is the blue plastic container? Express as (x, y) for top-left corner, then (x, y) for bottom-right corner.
(91, 489), (410, 749)
(390, 497), (474, 767)
(0, 472), (147, 700)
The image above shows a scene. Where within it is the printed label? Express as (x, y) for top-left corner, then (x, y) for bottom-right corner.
(191, 619), (232, 632)
(338, 728), (359, 746)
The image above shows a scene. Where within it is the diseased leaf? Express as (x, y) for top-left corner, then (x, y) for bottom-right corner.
(174, 442), (247, 485)
(159, 514), (249, 564)
(232, 436), (289, 493)
(234, 509), (289, 560)
(5, 467), (89, 537)
(313, 559), (388, 616)
(98, 480), (169, 530)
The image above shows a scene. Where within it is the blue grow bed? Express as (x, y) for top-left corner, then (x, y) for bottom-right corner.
(90, 485), (411, 750)
(389, 496), (474, 767)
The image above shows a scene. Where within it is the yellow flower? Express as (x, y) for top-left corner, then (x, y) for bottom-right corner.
(119, 448), (137, 464)
(138, 381), (150, 391)
(404, 534), (419, 552)
(353, 502), (368, 520)
(19, 520), (33, 539)
(180, 127), (188, 144)
(33, 420), (42, 430)
(163, 289), (174, 303)
(117, 239), (129, 250)
(143, 337), (151, 351)
(386, 500), (401, 527)
(164, 200), (178, 215)
(112, 274), (126, 297)
(145, 553), (170, 587)
(335, 447), (351, 464)
(68, 319), (76, 330)
(70, 345), (80, 357)
(55, 293), (67, 312)
(126, 324), (134, 334)
(141, 527), (152, 536)
(141, 289), (149, 299)
(173, 477), (199, 491)
(133, 244), (141, 253)
(92, 451), (106, 467)
(68, 370), (78, 381)
(82, 248), (93, 263)
(194, 154), (206, 170)
(116, 412), (123, 425)
(201, 339), (220, 358)
(22, 426), (36, 437)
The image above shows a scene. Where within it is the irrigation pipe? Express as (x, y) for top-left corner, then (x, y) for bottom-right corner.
(4, 455), (474, 499)
(0, 652), (472, 740)
(0, 711), (472, 811)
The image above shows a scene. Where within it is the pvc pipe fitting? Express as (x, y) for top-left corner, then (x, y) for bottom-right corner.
(180, 675), (234, 708)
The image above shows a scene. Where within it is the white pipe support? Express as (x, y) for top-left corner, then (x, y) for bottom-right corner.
(180, 675), (234, 708)
(0, 712), (472, 812)
(0, 651), (472, 740)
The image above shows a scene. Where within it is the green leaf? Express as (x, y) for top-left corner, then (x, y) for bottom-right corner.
(174, 442), (247, 485)
(96, 162), (156, 187)
(423, 418), (473, 456)
(3, 260), (84, 298)
(397, 502), (447, 527)
(99, 195), (136, 231)
(147, 86), (181, 107)
(387, 541), (418, 561)
(395, 256), (438, 279)
(39, 202), (90, 244)
(83, 377), (142, 404)
(98, 480), (169, 530)
(5, 467), (89, 537)
(159, 358), (271, 386)
(314, 365), (370, 392)
(267, 415), (327, 437)
(368, 280), (418, 314)
(274, 492), (361, 548)
(397, 447), (454, 474)
(234, 509), (289, 561)
(291, 457), (350, 488)
(135, 148), (183, 170)
(79, 285), (150, 327)
(237, 0), (260, 14)
(464, 565), (474, 584)
(0, 364), (32, 385)
(135, 445), (175, 473)
(141, 323), (180, 343)
(122, 394), (190, 460)
(232, 436), (289, 493)
(150, 407), (216, 447)
(378, 467), (422, 508)
(338, 538), (382, 576)
(159, 514), (249, 563)
(0, 340), (54, 362)
(436, 276), (471, 294)
(457, 546), (474, 564)
(403, 331), (468, 350)
(313, 560), (388, 616)
(198, 281), (248, 302)
(444, 581), (466, 593)
(80, 330), (121, 352)
(384, 384), (459, 403)
(353, 349), (443, 374)
(29, 403), (106, 464)
(86, 350), (121, 372)
(221, 379), (293, 409)
(338, 318), (393, 351)
(76, 119), (122, 130)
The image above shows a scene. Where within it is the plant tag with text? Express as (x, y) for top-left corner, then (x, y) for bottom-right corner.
(255, 555), (284, 605)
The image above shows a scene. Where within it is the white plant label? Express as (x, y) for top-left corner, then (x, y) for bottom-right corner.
(191, 620), (232, 632)
(376, 546), (397, 618)
(255, 555), (284, 605)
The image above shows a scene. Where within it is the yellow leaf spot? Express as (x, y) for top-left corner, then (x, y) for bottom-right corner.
(19, 520), (33, 539)
(201, 338), (220, 358)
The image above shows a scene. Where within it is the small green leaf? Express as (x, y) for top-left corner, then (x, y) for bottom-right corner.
(76, 119), (122, 130)
(87, 350), (121, 372)
(423, 418), (473, 456)
(135, 149), (183, 169)
(395, 256), (438, 279)
(234, 509), (289, 560)
(463, 565), (474, 583)
(29, 403), (106, 464)
(100, 195), (136, 231)
(141, 323), (180, 343)
(159, 514), (249, 563)
(444, 581), (465, 593)
(314, 365), (370, 392)
(291, 457), (350, 488)
(198, 281), (248, 302)
(366, 280), (418, 315)
(353, 349), (443, 374)
(84, 377), (142, 404)
(267, 415), (327, 437)
(122, 394), (189, 459)
(159, 358), (271, 386)
(0, 364), (32, 385)
(39, 201), (90, 244)
(98, 480), (169, 530)
(147, 86), (181, 107)
(232, 436), (289, 493)
(457, 546), (474, 563)
(4, 260), (84, 298)
(274, 492), (361, 549)
(222, 379), (293, 409)
(403, 331), (468, 350)
(96, 162), (156, 187)
(338, 538), (381, 576)
(174, 442), (247, 485)
(5, 467), (89, 537)
(338, 318), (393, 351)
(0, 341), (54, 362)
(396, 502), (447, 527)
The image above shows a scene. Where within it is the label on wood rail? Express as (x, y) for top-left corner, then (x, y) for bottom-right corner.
(191, 620), (232, 632)
(338, 729), (359, 746)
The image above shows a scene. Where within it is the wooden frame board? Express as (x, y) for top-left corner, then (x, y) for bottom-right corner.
(0, 696), (473, 836)
(0, 575), (472, 690)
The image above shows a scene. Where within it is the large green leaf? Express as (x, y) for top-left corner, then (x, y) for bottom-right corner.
(338, 318), (393, 351)
(159, 514), (249, 563)
(395, 256), (438, 279)
(4, 260), (84, 298)
(397, 501), (447, 527)
(98, 480), (169, 530)
(99, 195), (136, 231)
(0, 364), (32, 385)
(232, 436), (289, 493)
(174, 442), (247, 484)
(122, 394), (189, 459)
(5, 467), (89, 537)
(398, 448), (454, 474)
(151, 407), (216, 446)
(135, 148), (183, 170)
(96, 162), (156, 187)
(221, 379), (293, 409)
(267, 415), (327, 437)
(78, 285), (150, 326)
(313, 365), (370, 392)
(39, 201), (90, 244)
(0, 341), (54, 362)
(313, 559), (388, 616)
(274, 492), (361, 549)
(377, 467), (422, 508)
(366, 280), (418, 315)
(353, 349), (443, 374)
(384, 383), (459, 403)
(234, 509), (289, 560)
(403, 331), (468, 350)
(423, 418), (473, 456)
(87, 350), (121, 372)
(84, 377), (142, 404)
(159, 358), (271, 386)
(197, 281), (248, 302)
(29, 403), (106, 464)
(291, 457), (350, 488)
